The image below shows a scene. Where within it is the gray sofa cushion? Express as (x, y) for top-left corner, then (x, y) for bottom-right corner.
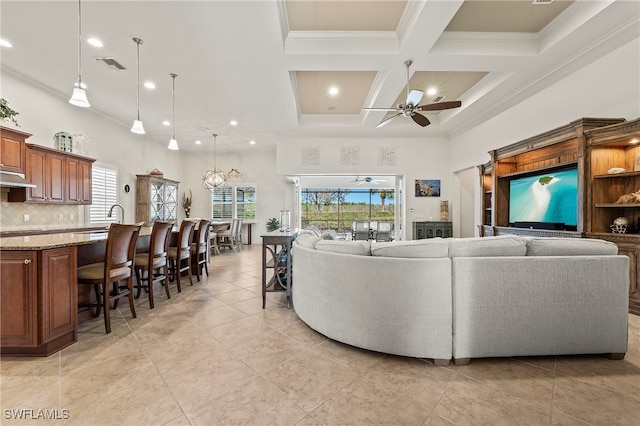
(371, 238), (449, 258)
(315, 240), (371, 256)
(295, 234), (321, 249)
(448, 235), (528, 257)
(526, 237), (618, 256)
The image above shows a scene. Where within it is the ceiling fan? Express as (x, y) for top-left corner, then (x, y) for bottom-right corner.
(352, 176), (386, 185)
(363, 60), (462, 128)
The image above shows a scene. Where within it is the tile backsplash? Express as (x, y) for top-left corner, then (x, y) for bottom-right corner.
(0, 192), (82, 231)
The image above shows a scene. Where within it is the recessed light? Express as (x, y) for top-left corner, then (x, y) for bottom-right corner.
(328, 86), (339, 96)
(162, 120), (170, 126)
(427, 88), (437, 96)
(249, 140), (256, 145)
(0, 39), (13, 48)
(230, 120), (238, 126)
(630, 138), (639, 145)
(87, 38), (103, 48)
(143, 81), (156, 89)
(195, 140), (202, 145)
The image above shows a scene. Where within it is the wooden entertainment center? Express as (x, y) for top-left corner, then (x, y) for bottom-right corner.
(478, 117), (640, 315)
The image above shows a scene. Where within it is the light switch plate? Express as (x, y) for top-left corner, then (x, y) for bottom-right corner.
(23, 214), (29, 222)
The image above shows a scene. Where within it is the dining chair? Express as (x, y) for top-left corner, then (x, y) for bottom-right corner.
(191, 219), (211, 282)
(77, 223), (141, 334)
(218, 218), (241, 253)
(133, 221), (173, 308)
(167, 219), (196, 291)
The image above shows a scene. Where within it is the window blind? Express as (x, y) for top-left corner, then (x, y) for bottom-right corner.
(90, 164), (118, 224)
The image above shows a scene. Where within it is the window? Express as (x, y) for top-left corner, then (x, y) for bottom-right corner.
(211, 185), (256, 220)
(90, 164), (118, 224)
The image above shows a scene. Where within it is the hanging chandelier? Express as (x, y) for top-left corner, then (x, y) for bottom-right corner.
(202, 133), (228, 190)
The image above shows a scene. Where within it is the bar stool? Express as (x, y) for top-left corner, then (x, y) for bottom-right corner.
(133, 221), (173, 308)
(77, 223), (141, 334)
(167, 219), (196, 291)
(191, 219), (211, 282)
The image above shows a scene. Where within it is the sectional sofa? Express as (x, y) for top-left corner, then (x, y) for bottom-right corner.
(292, 233), (629, 365)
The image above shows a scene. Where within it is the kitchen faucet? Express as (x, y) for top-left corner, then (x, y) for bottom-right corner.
(107, 204), (125, 224)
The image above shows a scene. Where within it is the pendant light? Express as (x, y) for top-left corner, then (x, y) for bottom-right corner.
(130, 37), (145, 134)
(69, 0), (90, 107)
(167, 73), (179, 150)
(202, 133), (228, 190)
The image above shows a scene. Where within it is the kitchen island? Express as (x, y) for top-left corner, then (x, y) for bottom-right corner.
(0, 228), (151, 356)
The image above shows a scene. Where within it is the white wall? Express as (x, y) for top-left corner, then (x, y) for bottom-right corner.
(448, 37), (640, 233)
(1, 71), (183, 226)
(276, 136), (452, 237)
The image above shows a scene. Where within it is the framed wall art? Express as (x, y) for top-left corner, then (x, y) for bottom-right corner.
(415, 179), (440, 197)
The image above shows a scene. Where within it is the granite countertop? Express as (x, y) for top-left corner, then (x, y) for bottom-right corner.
(0, 227), (153, 250)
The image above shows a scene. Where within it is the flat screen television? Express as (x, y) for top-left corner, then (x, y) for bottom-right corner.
(508, 166), (578, 230)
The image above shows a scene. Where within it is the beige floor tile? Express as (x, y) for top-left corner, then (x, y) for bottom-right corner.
(188, 377), (307, 425)
(430, 374), (551, 425)
(315, 339), (386, 375)
(459, 357), (555, 407)
(310, 376), (430, 425)
(263, 348), (359, 412)
(552, 374), (640, 425)
(365, 355), (457, 410)
(4, 245), (639, 426)
(64, 378), (182, 426)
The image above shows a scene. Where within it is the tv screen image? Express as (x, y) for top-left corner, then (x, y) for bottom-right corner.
(509, 168), (578, 227)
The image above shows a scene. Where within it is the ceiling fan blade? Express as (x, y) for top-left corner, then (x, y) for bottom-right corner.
(406, 89), (423, 107)
(416, 100), (462, 112)
(376, 113), (402, 128)
(411, 112), (431, 127)
(363, 107), (400, 112)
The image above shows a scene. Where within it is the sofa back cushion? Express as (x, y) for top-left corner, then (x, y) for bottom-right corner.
(315, 240), (371, 256)
(526, 237), (618, 256)
(295, 234), (322, 249)
(448, 235), (528, 257)
(371, 238), (449, 258)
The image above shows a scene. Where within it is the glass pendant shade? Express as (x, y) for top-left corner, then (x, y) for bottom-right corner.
(131, 119), (145, 134)
(130, 37), (145, 134)
(69, 86), (90, 107)
(168, 73), (179, 150)
(69, 0), (90, 108)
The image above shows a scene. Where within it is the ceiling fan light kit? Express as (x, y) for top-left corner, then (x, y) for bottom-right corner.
(69, 0), (90, 108)
(363, 59), (461, 128)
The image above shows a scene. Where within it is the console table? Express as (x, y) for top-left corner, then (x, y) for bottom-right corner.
(261, 231), (297, 309)
(413, 221), (452, 239)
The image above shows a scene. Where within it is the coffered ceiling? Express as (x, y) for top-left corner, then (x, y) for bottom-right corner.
(1, 1), (637, 153)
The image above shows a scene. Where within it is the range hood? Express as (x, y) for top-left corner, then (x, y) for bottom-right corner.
(0, 171), (36, 188)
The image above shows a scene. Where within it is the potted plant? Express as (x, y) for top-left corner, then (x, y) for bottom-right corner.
(0, 98), (20, 127)
(182, 189), (192, 218)
(266, 217), (280, 232)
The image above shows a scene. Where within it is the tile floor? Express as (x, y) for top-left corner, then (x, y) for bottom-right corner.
(2, 245), (640, 425)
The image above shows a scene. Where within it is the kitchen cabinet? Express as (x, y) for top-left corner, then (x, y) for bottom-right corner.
(65, 157), (92, 204)
(0, 126), (29, 174)
(1, 247), (78, 356)
(136, 174), (179, 225)
(8, 143), (95, 204)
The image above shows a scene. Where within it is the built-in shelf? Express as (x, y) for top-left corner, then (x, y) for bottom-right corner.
(595, 171), (640, 179)
(595, 203), (640, 208)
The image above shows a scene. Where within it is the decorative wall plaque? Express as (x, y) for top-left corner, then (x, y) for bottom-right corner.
(377, 146), (396, 166)
(340, 146), (360, 166)
(301, 146), (320, 166)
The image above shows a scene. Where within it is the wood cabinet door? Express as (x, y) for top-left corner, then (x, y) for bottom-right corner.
(78, 160), (92, 204)
(46, 152), (65, 203)
(39, 247), (77, 343)
(66, 158), (80, 203)
(0, 132), (26, 173)
(0, 251), (38, 348)
(25, 148), (46, 202)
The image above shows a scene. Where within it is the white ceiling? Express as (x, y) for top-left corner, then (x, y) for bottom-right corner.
(1, 0), (638, 154)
